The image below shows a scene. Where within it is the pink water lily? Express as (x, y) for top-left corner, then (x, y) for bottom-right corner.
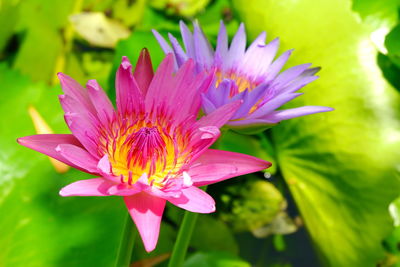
(18, 49), (271, 252)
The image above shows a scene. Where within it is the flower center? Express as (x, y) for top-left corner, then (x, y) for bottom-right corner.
(216, 70), (259, 96)
(100, 118), (187, 187)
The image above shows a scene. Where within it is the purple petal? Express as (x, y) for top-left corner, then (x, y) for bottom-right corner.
(201, 94), (217, 114)
(300, 67), (321, 77)
(168, 33), (189, 67)
(193, 21), (214, 70)
(226, 23), (246, 68)
(179, 21), (195, 58)
(124, 193), (166, 252)
(231, 84), (269, 119)
(207, 79), (234, 107)
(279, 76), (319, 94)
(152, 29), (173, 54)
(247, 93), (303, 119)
(215, 21), (228, 64)
(242, 38), (279, 78)
(272, 63), (312, 87)
(262, 106), (334, 123)
(197, 100), (242, 128)
(230, 89), (250, 119)
(265, 49), (293, 81)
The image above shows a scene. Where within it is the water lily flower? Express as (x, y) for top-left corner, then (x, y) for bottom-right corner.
(153, 21), (333, 133)
(17, 49), (271, 252)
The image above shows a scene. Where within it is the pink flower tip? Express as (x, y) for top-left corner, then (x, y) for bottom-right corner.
(86, 79), (100, 90)
(59, 188), (67, 197)
(121, 56), (132, 69)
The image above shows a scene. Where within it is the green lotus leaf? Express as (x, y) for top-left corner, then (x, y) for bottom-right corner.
(233, 0), (400, 266)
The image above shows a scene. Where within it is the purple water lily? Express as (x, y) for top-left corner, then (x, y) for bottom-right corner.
(153, 21), (333, 133)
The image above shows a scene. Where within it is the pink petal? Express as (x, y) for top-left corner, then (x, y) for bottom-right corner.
(116, 56), (143, 114)
(166, 60), (210, 122)
(124, 193), (166, 252)
(59, 94), (94, 117)
(197, 100), (242, 128)
(145, 54), (175, 110)
(57, 73), (96, 114)
(162, 59), (196, 112)
(59, 95), (102, 156)
(86, 79), (115, 123)
(133, 48), (154, 95)
(17, 134), (83, 169)
(56, 144), (99, 173)
(189, 149), (271, 186)
(168, 186), (216, 213)
(97, 154), (112, 174)
(63, 112), (100, 158)
(189, 126), (221, 163)
(59, 178), (113, 196)
(107, 184), (141, 196)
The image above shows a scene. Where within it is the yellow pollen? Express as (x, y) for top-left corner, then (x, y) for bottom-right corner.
(99, 118), (188, 188)
(215, 70), (262, 115)
(215, 70), (259, 96)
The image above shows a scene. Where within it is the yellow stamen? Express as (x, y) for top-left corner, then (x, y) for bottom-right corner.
(215, 70), (258, 96)
(100, 118), (188, 188)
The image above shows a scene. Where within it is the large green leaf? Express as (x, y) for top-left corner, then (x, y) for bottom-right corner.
(233, 0), (400, 266)
(0, 64), (126, 266)
(0, 0), (19, 53)
(352, 0), (399, 29)
(12, 0), (75, 83)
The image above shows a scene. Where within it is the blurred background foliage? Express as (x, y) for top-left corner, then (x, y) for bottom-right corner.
(1, 0), (400, 266)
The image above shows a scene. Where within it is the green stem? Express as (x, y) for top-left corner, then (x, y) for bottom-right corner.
(167, 205), (200, 267)
(168, 130), (226, 266)
(115, 212), (137, 267)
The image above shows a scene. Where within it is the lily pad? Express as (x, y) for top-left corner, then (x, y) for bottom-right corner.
(233, 0), (400, 266)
